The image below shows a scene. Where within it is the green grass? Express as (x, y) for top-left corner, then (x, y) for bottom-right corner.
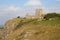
(26, 20), (60, 27)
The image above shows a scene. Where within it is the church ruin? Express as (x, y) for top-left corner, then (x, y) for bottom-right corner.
(25, 9), (44, 20)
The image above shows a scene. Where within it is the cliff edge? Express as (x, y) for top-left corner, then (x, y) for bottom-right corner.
(4, 18), (60, 40)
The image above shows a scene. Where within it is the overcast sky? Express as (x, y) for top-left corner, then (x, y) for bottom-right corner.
(0, 0), (60, 26)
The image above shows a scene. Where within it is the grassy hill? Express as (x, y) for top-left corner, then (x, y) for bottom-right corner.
(4, 18), (60, 40)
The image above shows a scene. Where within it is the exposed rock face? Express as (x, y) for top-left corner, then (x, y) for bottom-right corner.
(4, 18), (60, 40)
(4, 18), (22, 37)
(0, 29), (4, 40)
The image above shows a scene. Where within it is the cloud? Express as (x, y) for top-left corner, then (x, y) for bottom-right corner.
(24, 0), (42, 6)
(0, 6), (22, 12)
(0, 6), (23, 19)
(0, 6), (23, 25)
(0, 6), (22, 14)
(42, 7), (60, 14)
(56, 0), (60, 1)
(48, 7), (60, 13)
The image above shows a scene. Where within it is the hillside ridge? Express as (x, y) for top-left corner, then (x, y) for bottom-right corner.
(2, 18), (60, 40)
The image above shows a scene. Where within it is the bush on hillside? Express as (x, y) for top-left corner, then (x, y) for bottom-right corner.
(44, 13), (60, 20)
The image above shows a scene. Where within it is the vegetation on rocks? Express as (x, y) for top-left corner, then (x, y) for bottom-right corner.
(0, 13), (60, 40)
(4, 18), (60, 40)
(44, 13), (60, 20)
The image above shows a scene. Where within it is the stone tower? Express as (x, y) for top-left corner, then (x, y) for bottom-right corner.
(35, 9), (42, 19)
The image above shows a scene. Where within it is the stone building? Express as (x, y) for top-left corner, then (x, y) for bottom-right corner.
(25, 9), (44, 19)
(35, 9), (43, 19)
(25, 13), (35, 19)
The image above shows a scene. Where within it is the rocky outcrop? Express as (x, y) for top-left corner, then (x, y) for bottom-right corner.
(4, 18), (60, 40)
(0, 29), (4, 40)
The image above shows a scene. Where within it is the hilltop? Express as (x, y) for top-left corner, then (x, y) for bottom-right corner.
(3, 18), (60, 40)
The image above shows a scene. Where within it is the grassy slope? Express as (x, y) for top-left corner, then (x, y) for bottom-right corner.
(5, 18), (60, 40)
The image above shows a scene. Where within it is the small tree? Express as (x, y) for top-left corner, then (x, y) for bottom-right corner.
(17, 16), (20, 18)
